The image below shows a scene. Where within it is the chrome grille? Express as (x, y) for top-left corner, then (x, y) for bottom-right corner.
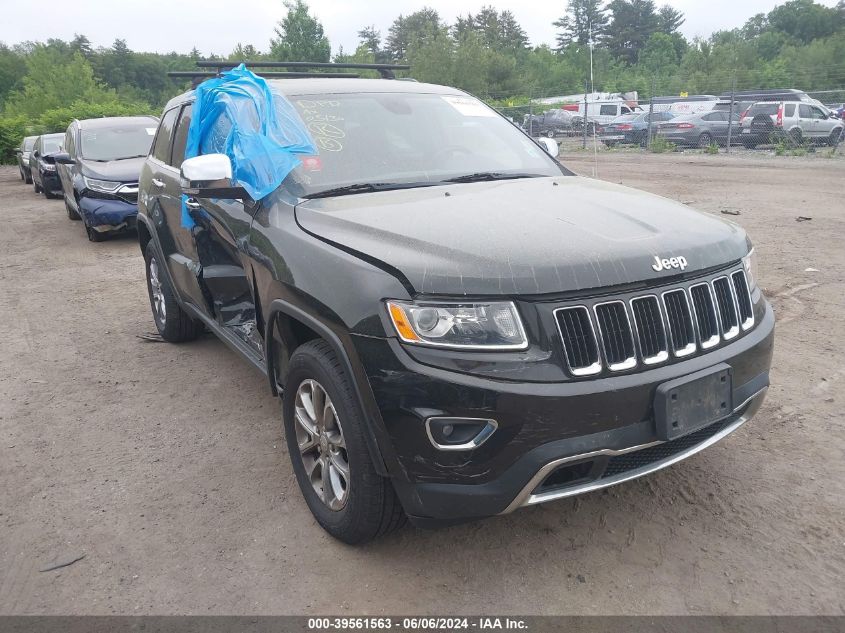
(594, 301), (636, 370)
(713, 276), (739, 339)
(555, 266), (755, 377)
(630, 296), (668, 364)
(554, 307), (601, 376)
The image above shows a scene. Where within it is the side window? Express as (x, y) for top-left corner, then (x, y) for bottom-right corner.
(152, 108), (179, 163)
(170, 104), (193, 168)
(64, 129), (75, 157)
(600, 104), (616, 116)
(798, 104), (812, 119)
(810, 107), (825, 120)
(621, 106), (632, 114)
(784, 103), (795, 117)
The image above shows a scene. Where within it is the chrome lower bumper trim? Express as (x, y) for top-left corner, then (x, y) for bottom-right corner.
(501, 387), (768, 514)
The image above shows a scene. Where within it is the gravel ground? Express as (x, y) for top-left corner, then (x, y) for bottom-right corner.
(0, 155), (843, 616)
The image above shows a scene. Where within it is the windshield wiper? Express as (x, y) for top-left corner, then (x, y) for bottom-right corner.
(114, 155), (147, 160)
(304, 181), (441, 199)
(442, 172), (546, 183)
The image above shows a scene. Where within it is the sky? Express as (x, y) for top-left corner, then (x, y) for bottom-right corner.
(1, 0), (841, 56)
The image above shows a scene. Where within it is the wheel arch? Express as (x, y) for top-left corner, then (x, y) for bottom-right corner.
(265, 299), (393, 477)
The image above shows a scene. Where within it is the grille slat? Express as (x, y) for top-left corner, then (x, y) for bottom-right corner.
(555, 307), (601, 376)
(690, 284), (719, 348)
(713, 276), (740, 339)
(731, 271), (754, 329)
(663, 290), (696, 356)
(594, 302), (636, 370)
(631, 296), (667, 363)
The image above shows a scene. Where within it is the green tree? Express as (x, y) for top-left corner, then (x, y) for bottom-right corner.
(553, 0), (608, 48)
(656, 5), (684, 34)
(606, 0), (660, 65)
(385, 8), (446, 61)
(270, 0), (331, 62)
(4, 46), (111, 117)
(639, 31), (678, 72)
(0, 44), (26, 107)
(767, 0), (843, 44)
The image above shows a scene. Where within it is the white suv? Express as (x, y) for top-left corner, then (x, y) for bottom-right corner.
(740, 101), (843, 148)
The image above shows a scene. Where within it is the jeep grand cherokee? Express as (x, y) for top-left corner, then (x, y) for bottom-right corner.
(138, 68), (774, 544)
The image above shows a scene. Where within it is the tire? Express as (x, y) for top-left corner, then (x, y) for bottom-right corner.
(829, 129), (843, 147)
(283, 340), (406, 544)
(65, 196), (81, 221)
(143, 241), (203, 342)
(24, 170), (32, 185)
(789, 128), (803, 147)
(742, 139), (757, 149)
(19, 167), (24, 182)
(545, 130), (555, 139)
(33, 180), (41, 194)
(45, 189), (56, 199)
(86, 224), (105, 242)
(697, 132), (713, 148)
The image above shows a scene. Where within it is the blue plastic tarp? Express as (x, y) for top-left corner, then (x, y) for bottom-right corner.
(182, 64), (316, 227)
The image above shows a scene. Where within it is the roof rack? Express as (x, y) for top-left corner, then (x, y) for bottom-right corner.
(196, 60), (410, 80)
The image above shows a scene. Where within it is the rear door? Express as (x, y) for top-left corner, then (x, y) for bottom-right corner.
(703, 111), (728, 141)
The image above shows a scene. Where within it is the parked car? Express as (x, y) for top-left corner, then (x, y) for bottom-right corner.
(600, 111), (675, 146)
(28, 133), (65, 198)
(523, 109), (574, 138)
(139, 65), (773, 543)
(15, 135), (37, 184)
(53, 115), (159, 242)
(739, 101), (844, 148)
(657, 110), (742, 148)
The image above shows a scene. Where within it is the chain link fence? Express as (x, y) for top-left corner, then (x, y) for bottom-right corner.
(481, 79), (845, 159)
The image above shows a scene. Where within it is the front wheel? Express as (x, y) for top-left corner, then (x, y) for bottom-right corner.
(283, 340), (406, 544)
(143, 241), (203, 342)
(33, 180), (41, 194)
(65, 196), (81, 220)
(697, 132), (713, 148)
(829, 129), (842, 147)
(24, 170), (32, 185)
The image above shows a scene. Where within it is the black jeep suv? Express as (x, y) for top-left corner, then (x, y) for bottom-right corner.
(138, 73), (774, 543)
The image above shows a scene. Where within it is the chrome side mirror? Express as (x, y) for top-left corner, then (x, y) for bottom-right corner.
(180, 154), (246, 199)
(537, 137), (559, 158)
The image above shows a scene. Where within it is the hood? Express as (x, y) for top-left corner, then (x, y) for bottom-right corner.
(80, 157), (145, 183)
(295, 176), (749, 296)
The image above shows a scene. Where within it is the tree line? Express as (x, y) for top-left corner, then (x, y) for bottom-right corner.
(1, 0), (844, 160)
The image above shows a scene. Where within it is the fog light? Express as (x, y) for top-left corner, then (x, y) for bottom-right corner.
(425, 417), (498, 451)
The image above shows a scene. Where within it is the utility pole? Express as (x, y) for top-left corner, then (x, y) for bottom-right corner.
(583, 81), (588, 149)
(726, 75), (736, 154)
(647, 75), (656, 150)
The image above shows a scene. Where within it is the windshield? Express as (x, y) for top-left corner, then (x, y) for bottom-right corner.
(80, 122), (156, 161)
(41, 135), (63, 154)
(286, 92), (562, 196)
(23, 137), (36, 151)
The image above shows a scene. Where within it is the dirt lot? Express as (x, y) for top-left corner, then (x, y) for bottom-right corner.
(0, 154), (843, 616)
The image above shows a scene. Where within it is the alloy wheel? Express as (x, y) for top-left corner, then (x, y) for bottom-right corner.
(294, 378), (350, 511)
(148, 256), (166, 324)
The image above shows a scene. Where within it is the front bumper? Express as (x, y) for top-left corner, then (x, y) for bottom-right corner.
(79, 196), (138, 233)
(354, 299), (774, 525)
(40, 171), (62, 193)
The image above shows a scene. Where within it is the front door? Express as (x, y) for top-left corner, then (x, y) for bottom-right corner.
(188, 196), (263, 355)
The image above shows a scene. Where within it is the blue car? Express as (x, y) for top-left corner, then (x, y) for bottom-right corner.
(54, 116), (159, 242)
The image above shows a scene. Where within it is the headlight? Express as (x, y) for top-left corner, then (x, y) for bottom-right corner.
(742, 248), (758, 289)
(386, 300), (528, 350)
(83, 177), (121, 193)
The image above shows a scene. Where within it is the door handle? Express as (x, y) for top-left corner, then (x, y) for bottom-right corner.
(151, 178), (165, 189)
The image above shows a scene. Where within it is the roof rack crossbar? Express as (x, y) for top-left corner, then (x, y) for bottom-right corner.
(196, 60), (410, 79)
(168, 70), (361, 79)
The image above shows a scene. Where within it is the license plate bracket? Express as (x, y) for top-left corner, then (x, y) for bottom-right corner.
(654, 364), (733, 441)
